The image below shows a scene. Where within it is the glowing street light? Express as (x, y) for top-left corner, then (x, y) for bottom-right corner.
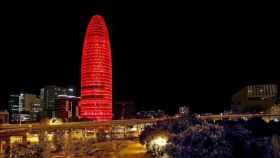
(150, 137), (167, 147)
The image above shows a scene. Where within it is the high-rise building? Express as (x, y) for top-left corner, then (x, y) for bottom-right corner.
(8, 94), (23, 122)
(32, 98), (42, 113)
(40, 85), (75, 118)
(231, 84), (278, 113)
(30, 97), (41, 121)
(80, 15), (112, 121)
(24, 94), (39, 112)
(55, 95), (80, 121)
(8, 93), (40, 122)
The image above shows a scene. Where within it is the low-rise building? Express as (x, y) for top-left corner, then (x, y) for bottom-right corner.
(8, 93), (41, 122)
(0, 111), (9, 124)
(55, 95), (80, 121)
(40, 85), (76, 118)
(231, 84), (278, 113)
(113, 101), (136, 119)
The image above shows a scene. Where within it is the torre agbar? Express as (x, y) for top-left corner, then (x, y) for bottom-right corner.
(80, 15), (112, 120)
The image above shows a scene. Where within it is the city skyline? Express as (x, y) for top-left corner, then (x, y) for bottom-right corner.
(0, 2), (279, 158)
(0, 1), (279, 114)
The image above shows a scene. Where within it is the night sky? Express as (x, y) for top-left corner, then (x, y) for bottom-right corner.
(0, 2), (279, 114)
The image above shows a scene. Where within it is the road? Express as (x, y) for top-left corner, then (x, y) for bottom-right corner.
(83, 140), (150, 158)
(196, 113), (280, 120)
(118, 141), (150, 158)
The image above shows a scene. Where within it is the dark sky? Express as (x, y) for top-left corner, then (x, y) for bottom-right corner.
(0, 2), (279, 114)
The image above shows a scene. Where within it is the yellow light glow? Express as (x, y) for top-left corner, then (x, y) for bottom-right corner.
(85, 132), (97, 139)
(47, 134), (54, 141)
(48, 118), (63, 125)
(151, 137), (167, 147)
(10, 136), (23, 144)
(128, 127), (137, 132)
(27, 134), (39, 144)
(72, 131), (84, 139)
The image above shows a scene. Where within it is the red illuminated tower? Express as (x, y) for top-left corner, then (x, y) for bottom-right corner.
(80, 15), (112, 120)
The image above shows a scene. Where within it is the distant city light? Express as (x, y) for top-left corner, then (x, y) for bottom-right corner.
(47, 133), (54, 141)
(48, 118), (63, 125)
(68, 88), (74, 92)
(128, 127), (137, 132)
(150, 137), (167, 147)
(26, 133), (39, 144)
(57, 95), (77, 98)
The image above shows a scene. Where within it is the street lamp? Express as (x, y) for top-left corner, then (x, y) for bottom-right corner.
(151, 137), (167, 147)
(147, 136), (168, 157)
